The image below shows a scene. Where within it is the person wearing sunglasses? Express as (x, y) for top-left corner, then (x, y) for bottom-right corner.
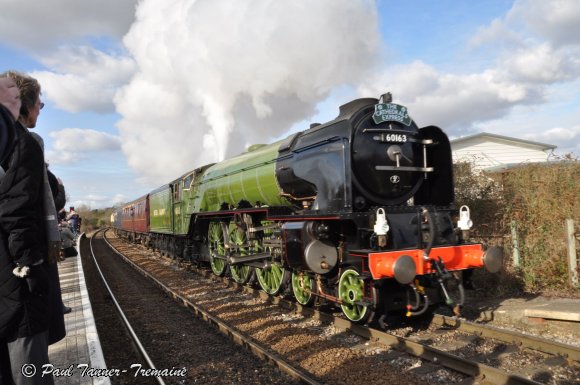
(0, 70), (57, 385)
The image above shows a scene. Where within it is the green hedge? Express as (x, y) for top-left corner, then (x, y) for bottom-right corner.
(454, 160), (579, 295)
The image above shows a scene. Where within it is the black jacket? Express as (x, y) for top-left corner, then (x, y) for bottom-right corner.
(48, 170), (66, 213)
(0, 106), (16, 170)
(0, 121), (50, 340)
(46, 168), (66, 345)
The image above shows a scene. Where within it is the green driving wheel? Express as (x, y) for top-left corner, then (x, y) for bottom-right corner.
(208, 221), (228, 276)
(256, 261), (288, 295)
(228, 223), (256, 284)
(338, 268), (375, 323)
(291, 271), (316, 306)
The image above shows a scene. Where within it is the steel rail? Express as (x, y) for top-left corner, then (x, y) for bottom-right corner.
(195, 269), (551, 385)
(104, 231), (576, 385)
(192, 266), (571, 384)
(251, 295), (541, 385)
(89, 230), (166, 385)
(102, 230), (323, 385)
(431, 314), (580, 362)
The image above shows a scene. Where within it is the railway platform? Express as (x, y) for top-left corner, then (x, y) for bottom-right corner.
(475, 294), (580, 338)
(47, 235), (110, 385)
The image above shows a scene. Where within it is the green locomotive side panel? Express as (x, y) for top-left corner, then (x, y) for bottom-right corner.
(194, 141), (292, 212)
(173, 170), (198, 236)
(173, 181), (183, 235)
(149, 186), (173, 234)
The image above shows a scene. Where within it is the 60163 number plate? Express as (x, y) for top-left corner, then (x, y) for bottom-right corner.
(382, 133), (407, 143)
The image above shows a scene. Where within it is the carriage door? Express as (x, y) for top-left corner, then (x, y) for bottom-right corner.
(130, 205), (135, 232)
(172, 182), (182, 234)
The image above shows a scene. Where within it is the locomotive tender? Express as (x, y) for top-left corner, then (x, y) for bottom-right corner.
(112, 93), (502, 324)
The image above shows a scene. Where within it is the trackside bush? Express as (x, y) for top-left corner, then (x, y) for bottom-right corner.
(75, 205), (115, 234)
(454, 159), (580, 295)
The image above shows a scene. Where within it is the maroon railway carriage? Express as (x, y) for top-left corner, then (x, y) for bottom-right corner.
(117, 194), (150, 243)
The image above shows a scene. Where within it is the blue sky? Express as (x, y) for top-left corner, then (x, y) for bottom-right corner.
(1, 0), (578, 209)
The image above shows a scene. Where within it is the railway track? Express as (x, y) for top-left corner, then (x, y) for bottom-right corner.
(101, 230), (580, 385)
(85, 230), (304, 385)
(88, 231), (166, 385)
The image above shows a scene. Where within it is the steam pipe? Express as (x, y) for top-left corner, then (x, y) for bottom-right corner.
(406, 283), (421, 310)
(421, 207), (435, 259)
(407, 293), (429, 317)
(456, 282), (465, 307)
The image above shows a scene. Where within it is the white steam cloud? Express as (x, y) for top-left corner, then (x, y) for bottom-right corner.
(115, 0), (380, 184)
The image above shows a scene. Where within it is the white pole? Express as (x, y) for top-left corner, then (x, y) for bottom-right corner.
(511, 221), (520, 268)
(566, 219), (578, 287)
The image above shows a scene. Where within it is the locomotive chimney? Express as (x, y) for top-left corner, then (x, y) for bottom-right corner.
(379, 92), (392, 103)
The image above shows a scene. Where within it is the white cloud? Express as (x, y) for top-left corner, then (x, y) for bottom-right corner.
(46, 128), (121, 164)
(358, 61), (539, 136)
(499, 43), (580, 83)
(4, 0), (578, 208)
(30, 46), (136, 113)
(111, 194), (131, 206)
(359, 0), (580, 137)
(469, 19), (521, 49)
(507, 0), (580, 47)
(0, 1), (138, 114)
(0, 0), (139, 51)
(528, 126), (579, 141)
(116, 0), (381, 184)
(71, 196), (115, 211)
(50, 128), (121, 152)
(469, 0), (580, 86)
(525, 126), (580, 154)
(471, 0), (580, 49)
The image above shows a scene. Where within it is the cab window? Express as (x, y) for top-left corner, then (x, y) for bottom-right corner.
(183, 173), (194, 190)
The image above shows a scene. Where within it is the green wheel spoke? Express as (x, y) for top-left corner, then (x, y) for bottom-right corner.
(272, 267), (281, 284)
(228, 223), (255, 284)
(231, 264), (252, 284)
(208, 222), (227, 276)
(338, 268), (375, 323)
(267, 272), (274, 287)
(292, 272), (315, 306)
(256, 263), (287, 295)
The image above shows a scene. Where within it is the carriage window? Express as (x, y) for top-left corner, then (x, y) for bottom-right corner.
(173, 183), (180, 200)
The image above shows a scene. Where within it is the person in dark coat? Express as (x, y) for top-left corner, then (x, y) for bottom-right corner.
(66, 207), (79, 236)
(0, 77), (20, 173)
(0, 106), (17, 175)
(0, 74), (20, 385)
(46, 169), (72, 314)
(31, 135), (67, 342)
(0, 71), (54, 385)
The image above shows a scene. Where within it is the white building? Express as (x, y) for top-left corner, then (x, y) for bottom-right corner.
(450, 132), (556, 171)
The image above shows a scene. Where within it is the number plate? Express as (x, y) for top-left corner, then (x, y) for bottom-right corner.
(383, 133), (407, 143)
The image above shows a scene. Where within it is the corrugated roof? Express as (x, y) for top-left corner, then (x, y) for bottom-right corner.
(450, 132), (556, 150)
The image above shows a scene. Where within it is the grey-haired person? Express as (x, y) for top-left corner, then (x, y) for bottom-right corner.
(0, 71), (55, 385)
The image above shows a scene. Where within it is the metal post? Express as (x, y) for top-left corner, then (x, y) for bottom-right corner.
(566, 219), (578, 287)
(511, 221), (520, 268)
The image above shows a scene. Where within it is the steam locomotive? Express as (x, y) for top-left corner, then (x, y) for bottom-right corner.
(111, 93), (502, 324)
